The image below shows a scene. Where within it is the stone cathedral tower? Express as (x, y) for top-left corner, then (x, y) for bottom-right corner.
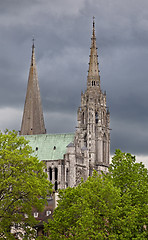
(20, 42), (46, 135)
(65, 19), (110, 187)
(75, 19), (110, 178)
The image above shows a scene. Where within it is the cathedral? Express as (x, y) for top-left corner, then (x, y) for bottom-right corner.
(20, 19), (110, 190)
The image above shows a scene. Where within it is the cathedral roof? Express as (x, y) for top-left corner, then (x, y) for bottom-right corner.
(25, 133), (75, 161)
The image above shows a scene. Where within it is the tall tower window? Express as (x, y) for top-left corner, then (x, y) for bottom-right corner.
(95, 112), (98, 124)
(55, 167), (58, 181)
(81, 112), (85, 124)
(49, 167), (52, 181)
(102, 111), (105, 124)
(103, 133), (107, 163)
(55, 167), (58, 191)
(55, 182), (58, 191)
(84, 133), (87, 147)
(66, 168), (69, 187)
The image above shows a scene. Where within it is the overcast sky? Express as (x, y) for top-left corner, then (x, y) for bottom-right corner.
(0, 0), (148, 167)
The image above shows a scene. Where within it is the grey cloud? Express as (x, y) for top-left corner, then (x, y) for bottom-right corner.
(0, 0), (148, 161)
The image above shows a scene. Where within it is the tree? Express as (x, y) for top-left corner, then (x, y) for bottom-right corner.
(44, 172), (121, 239)
(108, 149), (148, 239)
(44, 150), (148, 240)
(0, 130), (51, 239)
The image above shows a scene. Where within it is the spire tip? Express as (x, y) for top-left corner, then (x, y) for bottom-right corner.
(32, 37), (35, 49)
(93, 16), (95, 28)
(31, 37), (35, 66)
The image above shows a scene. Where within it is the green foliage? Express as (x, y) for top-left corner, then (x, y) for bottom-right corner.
(44, 149), (148, 240)
(108, 149), (148, 239)
(44, 172), (121, 239)
(0, 130), (52, 239)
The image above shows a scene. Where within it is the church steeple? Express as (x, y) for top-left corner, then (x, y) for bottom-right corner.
(20, 42), (46, 135)
(75, 18), (110, 177)
(87, 17), (100, 89)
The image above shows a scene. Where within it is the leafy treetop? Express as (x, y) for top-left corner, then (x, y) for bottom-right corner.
(0, 130), (52, 240)
(43, 149), (148, 240)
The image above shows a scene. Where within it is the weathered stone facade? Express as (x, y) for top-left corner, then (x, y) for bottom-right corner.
(22, 20), (110, 190)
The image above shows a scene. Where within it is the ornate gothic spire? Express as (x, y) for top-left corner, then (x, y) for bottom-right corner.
(87, 17), (100, 89)
(20, 42), (46, 135)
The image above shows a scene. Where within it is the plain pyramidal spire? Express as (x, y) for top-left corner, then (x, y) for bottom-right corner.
(20, 41), (46, 135)
(87, 17), (100, 89)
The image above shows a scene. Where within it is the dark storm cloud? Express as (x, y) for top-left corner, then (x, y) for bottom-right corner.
(0, 0), (148, 162)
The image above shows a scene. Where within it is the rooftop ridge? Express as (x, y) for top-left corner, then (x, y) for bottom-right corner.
(23, 132), (75, 137)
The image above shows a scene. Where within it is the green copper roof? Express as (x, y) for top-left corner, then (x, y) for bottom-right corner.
(24, 133), (75, 161)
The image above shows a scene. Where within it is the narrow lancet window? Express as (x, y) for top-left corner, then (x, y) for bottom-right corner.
(82, 112), (85, 124)
(103, 133), (107, 163)
(66, 168), (69, 187)
(55, 167), (58, 181)
(95, 112), (98, 124)
(55, 167), (58, 191)
(49, 167), (52, 181)
(55, 181), (58, 191)
(84, 133), (87, 147)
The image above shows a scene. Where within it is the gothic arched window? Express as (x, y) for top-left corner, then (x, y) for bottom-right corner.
(55, 182), (58, 191)
(55, 167), (58, 191)
(84, 133), (87, 148)
(81, 112), (85, 124)
(95, 112), (98, 124)
(49, 167), (52, 181)
(55, 167), (58, 181)
(66, 168), (69, 187)
(103, 133), (107, 163)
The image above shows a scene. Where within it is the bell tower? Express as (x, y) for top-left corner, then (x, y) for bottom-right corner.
(75, 18), (110, 175)
(20, 41), (46, 135)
